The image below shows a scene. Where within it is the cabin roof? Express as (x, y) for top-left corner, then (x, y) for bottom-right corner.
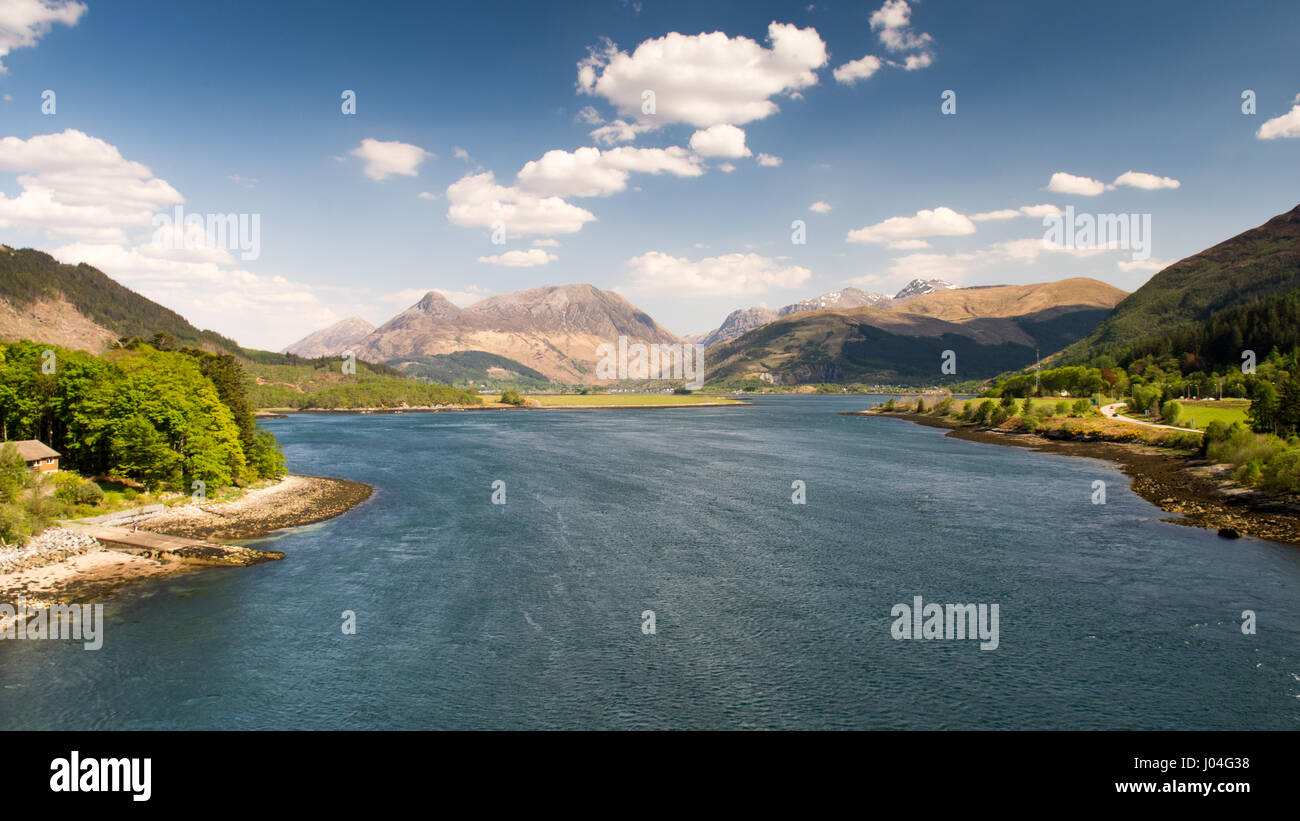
(7, 440), (59, 460)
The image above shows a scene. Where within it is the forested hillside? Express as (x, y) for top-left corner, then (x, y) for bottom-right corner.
(0, 339), (285, 491)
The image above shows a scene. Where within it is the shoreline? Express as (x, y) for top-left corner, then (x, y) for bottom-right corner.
(132, 474), (374, 540)
(0, 474), (373, 622)
(862, 410), (1300, 548)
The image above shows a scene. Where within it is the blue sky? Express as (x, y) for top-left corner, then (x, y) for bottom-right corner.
(1, 0), (1298, 349)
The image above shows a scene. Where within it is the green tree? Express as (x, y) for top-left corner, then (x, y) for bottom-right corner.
(1248, 381), (1279, 435)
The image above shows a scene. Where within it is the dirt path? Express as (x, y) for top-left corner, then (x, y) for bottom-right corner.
(1100, 402), (1200, 433)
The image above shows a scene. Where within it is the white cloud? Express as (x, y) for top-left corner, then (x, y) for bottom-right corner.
(1113, 170), (1180, 190)
(1117, 257), (1169, 272)
(756, 153), (783, 167)
(901, 52), (933, 71)
(600, 145), (704, 177)
(0, 0), (85, 74)
(577, 23), (827, 128)
(445, 171), (596, 236)
(688, 124), (751, 158)
(870, 0), (934, 67)
(418, 191), (437, 200)
(993, 237), (1110, 262)
(809, 201), (832, 213)
(589, 119), (654, 146)
(887, 239), (930, 249)
(847, 206), (975, 244)
(532, 238), (560, 247)
(1047, 171), (1109, 196)
(834, 0), (932, 85)
(0, 129), (183, 242)
(350, 138), (432, 181)
(623, 250), (811, 296)
(515, 145), (703, 198)
(718, 162), (736, 173)
(871, 251), (973, 282)
(1049, 170), (1181, 194)
(1258, 101), (1300, 139)
(970, 209), (1020, 222)
(1019, 203), (1063, 218)
(476, 248), (557, 267)
(871, 0), (931, 51)
(833, 55), (883, 85)
(971, 204), (1063, 221)
(516, 146), (630, 197)
(453, 146), (470, 161)
(575, 105), (604, 125)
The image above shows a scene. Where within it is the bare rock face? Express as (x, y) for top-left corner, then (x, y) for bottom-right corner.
(698, 306), (780, 348)
(778, 287), (892, 316)
(893, 279), (956, 301)
(350, 284), (680, 383)
(281, 316), (376, 357)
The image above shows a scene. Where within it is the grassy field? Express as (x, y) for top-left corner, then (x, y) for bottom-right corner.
(529, 394), (743, 407)
(1173, 399), (1251, 429)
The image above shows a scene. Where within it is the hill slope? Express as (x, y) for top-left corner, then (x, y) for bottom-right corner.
(282, 316), (376, 357)
(1065, 203), (1300, 359)
(0, 245), (241, 353)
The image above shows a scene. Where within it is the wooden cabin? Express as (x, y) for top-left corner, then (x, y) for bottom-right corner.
(9, 440), (60, 473)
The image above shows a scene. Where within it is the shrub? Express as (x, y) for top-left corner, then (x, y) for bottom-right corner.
(0, 444), (28, 503)
(1207, 424), (1286, 468)
(499, 389), (526, 406)
(1021, 398), (1035, 417)
(935, 397), (954, 416)
(974, 399), (997, 425)
(51, 472), (84, 504)
(1160, 400), (1182, 426)
(1234, 459), (1264, 485)
(882, 398), (897, 411)
(990, 407), (1010, 426)
(1165, 431), (1203, 450)
(1261, 448), (1300, 495)
(1055, 401), (1070, 416)
(0, 502), (31, 544)
(915, 397), (926, 413)
(73, 481), (105, 506)
(1019, 414), (1040, 433)
(1071, 398), (1093, 417)
(1000, 394), (1016, 409)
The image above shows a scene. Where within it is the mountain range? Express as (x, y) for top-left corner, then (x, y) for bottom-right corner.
(688, 279), (954, 348)
(705, 278), (1127, 385)
(7, 202), (1297, 390)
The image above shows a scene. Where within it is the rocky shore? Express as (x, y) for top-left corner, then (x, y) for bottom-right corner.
(868, 410), (1300, 547)
(133, 475), (373, 540)
(0, 474), (374, 623)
